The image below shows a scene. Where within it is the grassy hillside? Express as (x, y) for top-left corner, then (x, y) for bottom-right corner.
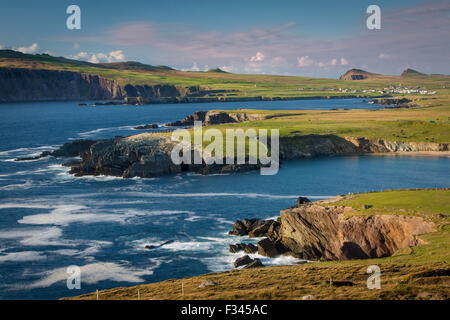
(1, 49), (449, 100)
(64, 189), (449, 300)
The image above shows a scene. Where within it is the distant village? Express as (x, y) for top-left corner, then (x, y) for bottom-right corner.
(299, 86), (438, 95)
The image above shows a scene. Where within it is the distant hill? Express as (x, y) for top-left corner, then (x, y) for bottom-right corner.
(339, 69), (379, 80)
(99, 61), (175, 72)
(206, 68), (228, 73)
(0, 49), (104, 68)
(401, 68), (426, 77)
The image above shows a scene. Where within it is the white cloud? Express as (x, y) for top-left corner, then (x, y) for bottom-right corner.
(71, 50), (126, 64)
(73, 52), (89, 60)
(183, 62), (200, 71)
(297, 56), (314, 67)
(109, 50), (125, 61)
(250, 51), (264, 62)
(298, 56), (346, 68)
(15, 43), (40, 54)
(378, 53), (392, 59)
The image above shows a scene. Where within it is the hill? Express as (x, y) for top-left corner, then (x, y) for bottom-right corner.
(401, 68), (426, 77)
(0, 50), (449, 103)
(339, 68), (379, 80)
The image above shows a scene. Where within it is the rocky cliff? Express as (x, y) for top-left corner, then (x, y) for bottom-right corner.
(230, 200), (435, 261)
(279, 204), (434, 260)
(0, 68), (124, 102)
(0, 67), (197, 103)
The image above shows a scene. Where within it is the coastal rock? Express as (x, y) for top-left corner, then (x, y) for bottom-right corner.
(15, 139), (95, 161)
(234, 255), (253, 268)
(134, 124), (159, 130)
(257, 238), (280, 258)
(229, 243), (258, 254)
(229, 219), (279, 238)
(279, 204), (434, 260)
(243, 258), (264, 269)
(297, 197), (311, 206)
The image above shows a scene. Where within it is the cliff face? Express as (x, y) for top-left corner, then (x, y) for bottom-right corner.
(279, 135), (448, 159)
(279, 204), (434, 260)
(68, 133), (259, 178)
(0, 67), (189, 103)
(0, 68), (124, 102)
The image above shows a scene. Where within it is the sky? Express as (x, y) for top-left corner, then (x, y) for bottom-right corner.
(0, 0), (449, 78)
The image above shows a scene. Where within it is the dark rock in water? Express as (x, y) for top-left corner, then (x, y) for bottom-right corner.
(144, 240), (174, 250)
(234, 255), (253, 268)
(229, 243), (258, 254)
(134, 124), (159, 130)
(257, 238), (279, 258)
(166, 111), (207, 127)
(15, 139), (95, 161)
(242, 243), (258, 254)
(229, 220), (248, 236)
(243, 258), (264, 269)
(229, 219), (280, 239)
(248, 220), (277, 238)
(297, 197), (311, 206)
(78, 103), (87, 106)
(62, 160), (82, 167)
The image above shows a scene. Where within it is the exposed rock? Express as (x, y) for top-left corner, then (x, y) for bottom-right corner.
(302, 295), (315, 300)
(248, 220), (278, 238)
(15, 139), (95, 161)
(243, 258), (264, 269)
(144, 240), (174, 250)
(165, 110), (266, 127)
(257, 238), (280, 258)
(0, 68), (124, 102)
(229, 219), (279, 238)
(297, 197), (311, 206)
(234, 255), (253, 268)
(198, 280), (218, 288)
(229, 243), (258, 254)
(134, 124), (159, 130)
(279, 204), (434, 260)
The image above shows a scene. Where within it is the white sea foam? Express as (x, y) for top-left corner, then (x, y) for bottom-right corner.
(77, 125), (138, 139)
(17, 204), (194, 227)
(22, 262), (155, 289)
(0, 251), (46, 263)
(0, 227), (66, 246)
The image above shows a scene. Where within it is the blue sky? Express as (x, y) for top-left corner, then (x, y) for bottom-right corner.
(0, 0), (449, 77)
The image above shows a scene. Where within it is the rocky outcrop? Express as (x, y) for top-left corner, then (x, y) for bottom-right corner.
(278, 204), (434, 260)
(15, 139), (95, 161)
(66, 133), (260, 178)
(166, 110), (266, 127)
(230, 198), (435, 261)
(279, 135), (449, 160)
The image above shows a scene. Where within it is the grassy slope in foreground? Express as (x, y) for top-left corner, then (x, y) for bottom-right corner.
(65, 189), (450, 300)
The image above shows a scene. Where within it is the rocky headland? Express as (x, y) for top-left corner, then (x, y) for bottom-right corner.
(228, 195), (436, 268)
(18, 109), (449, 178)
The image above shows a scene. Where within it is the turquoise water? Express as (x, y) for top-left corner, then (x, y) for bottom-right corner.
(0, 99), (448, 299)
